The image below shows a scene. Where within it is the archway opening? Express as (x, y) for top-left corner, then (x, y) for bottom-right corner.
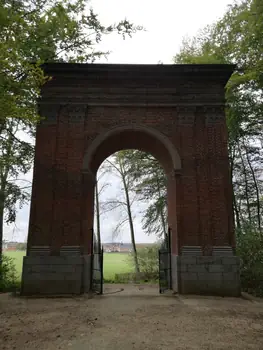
(83, 125), (181, 177)
(94, 149), (168, 293)
(83, 126), (180, 294)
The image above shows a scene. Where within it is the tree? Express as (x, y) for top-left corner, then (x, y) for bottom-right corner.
(0, 118), (33, 264)
(1, 0), (143, 125)
(173, 0), (263, 295)
(0, 0), (142, 285)
(173, 0), (263, 234)
(101, 152), (140, 273)
(95, 182), (101, 248)
(120, 150), (168, 238)
(94, 171), (110, 248)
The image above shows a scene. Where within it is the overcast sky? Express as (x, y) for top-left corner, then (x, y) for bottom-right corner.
(3, 0), (234, 244)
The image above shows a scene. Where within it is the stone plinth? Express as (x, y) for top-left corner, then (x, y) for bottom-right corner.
(175, 246), (241, 296)
(21, 255), (86, 295)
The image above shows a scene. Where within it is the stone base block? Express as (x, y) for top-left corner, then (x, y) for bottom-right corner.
(171, 254), (178, 292)
(21, 255), (90, 295)
(83, 255), (91, 293)
(176, 255), (241, 297)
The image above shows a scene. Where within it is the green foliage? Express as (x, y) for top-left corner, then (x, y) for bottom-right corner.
(101, 152), (140, 273)
(0, 0), (143, 125)
(0, 0), (143, 255)
(129, 245), (160, 280)
(173, 0), (263, 296)
(0, 255), (19, 291)
(120, 150), (167, 238)
(16, 243), (27, 251)
(174, 0), (263, 144)
(0, 119), (33, 225)
(0, 0), (143, 127)
(107, 1), (262, 252)
(236, 228), (263, 296)
(174, 0), (263, 232)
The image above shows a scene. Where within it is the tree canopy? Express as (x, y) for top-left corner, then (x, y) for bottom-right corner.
(174, 0), (263, 232)
(0, 0), (142, 259)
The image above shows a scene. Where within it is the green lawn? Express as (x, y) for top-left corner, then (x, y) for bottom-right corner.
(4, 251), (25, 278)
(103, 253), (133, 280)
(4, 251), (133, 281)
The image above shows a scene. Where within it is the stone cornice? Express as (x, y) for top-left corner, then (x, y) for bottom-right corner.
(41, 63), (235, 83)
(39, 101), (226, 107)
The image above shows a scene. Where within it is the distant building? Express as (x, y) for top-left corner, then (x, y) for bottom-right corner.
(103, 243), (121, 253)
(3, 241), (8, 250)
(3, 241), (19, 251)
(102, 242), (153, 253)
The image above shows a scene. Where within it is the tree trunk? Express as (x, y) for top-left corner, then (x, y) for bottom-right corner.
(0, 190), (5, 291)
(156, 175), (167, 238)
(119, 158), (140, 273)
(95, 181), (101, 248)
(243, 141), (262, 234)
(229, 146), (241, 230)
(238, 143), (252, 226)
(0, 120), (18, 290)
(0, 121), (15, 265)
(237, 197), (245, 228)
(233, 192), (241, 230)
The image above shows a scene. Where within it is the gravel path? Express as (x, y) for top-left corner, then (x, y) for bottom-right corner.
(1, 284), (263, 350)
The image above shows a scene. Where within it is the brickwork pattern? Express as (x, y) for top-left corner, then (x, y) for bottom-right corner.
(22, 64), (238, 295)
(28, 64), (235, 256)
(30, 117), (233, 251)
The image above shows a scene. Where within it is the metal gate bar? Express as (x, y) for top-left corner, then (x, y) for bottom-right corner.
(159, 228), (172, 294)
(91, 228), (104, 294)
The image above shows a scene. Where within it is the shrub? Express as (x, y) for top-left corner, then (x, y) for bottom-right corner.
(128, 244), (160, 281)
(0, 255), (19, 292)
(236, 228), (263, 297)
(16, 243), (27, 251)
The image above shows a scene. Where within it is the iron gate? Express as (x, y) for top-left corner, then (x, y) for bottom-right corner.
(91, 229), (104, 294)
(159, 228), (172, 294)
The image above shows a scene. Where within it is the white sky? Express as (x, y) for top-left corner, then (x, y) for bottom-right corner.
(3, 0), (234, 244)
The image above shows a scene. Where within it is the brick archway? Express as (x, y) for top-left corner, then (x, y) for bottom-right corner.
(81, 124), (181, 259)
(21, 63), (241, 296)
(83, 124), (182, 175)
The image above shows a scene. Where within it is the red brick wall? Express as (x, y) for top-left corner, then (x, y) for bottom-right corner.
(27, 64), (235, 256)
(28, 106), (234, 255)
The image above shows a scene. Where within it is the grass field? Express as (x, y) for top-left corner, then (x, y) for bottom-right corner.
(4, 251), (134, 281)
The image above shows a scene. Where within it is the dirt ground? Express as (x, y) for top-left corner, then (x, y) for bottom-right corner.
(1, 284), (263, 350)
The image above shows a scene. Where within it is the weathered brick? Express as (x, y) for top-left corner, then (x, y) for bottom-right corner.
(178, 264), (188, 272)
(22, 63), (238, 295)
(209, 265), (224, 273)
(187, 264), (208, 273)
(198, 273), (222, 281)
(222, 257), (240, 266)
(196, 256), (222, 265)
(180, 257), (197, 265)
(223, 272), (239, 281)
(181, 272), (198, 281)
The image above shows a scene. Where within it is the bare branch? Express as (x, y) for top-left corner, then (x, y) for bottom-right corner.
(100, 200), (126, 214)
(9, 178), (32, 184)
(113, 217), (129, 237)
(98, 182), (110, 195)
(130, 194), (139, 206)
(105, 159), (122, 177)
